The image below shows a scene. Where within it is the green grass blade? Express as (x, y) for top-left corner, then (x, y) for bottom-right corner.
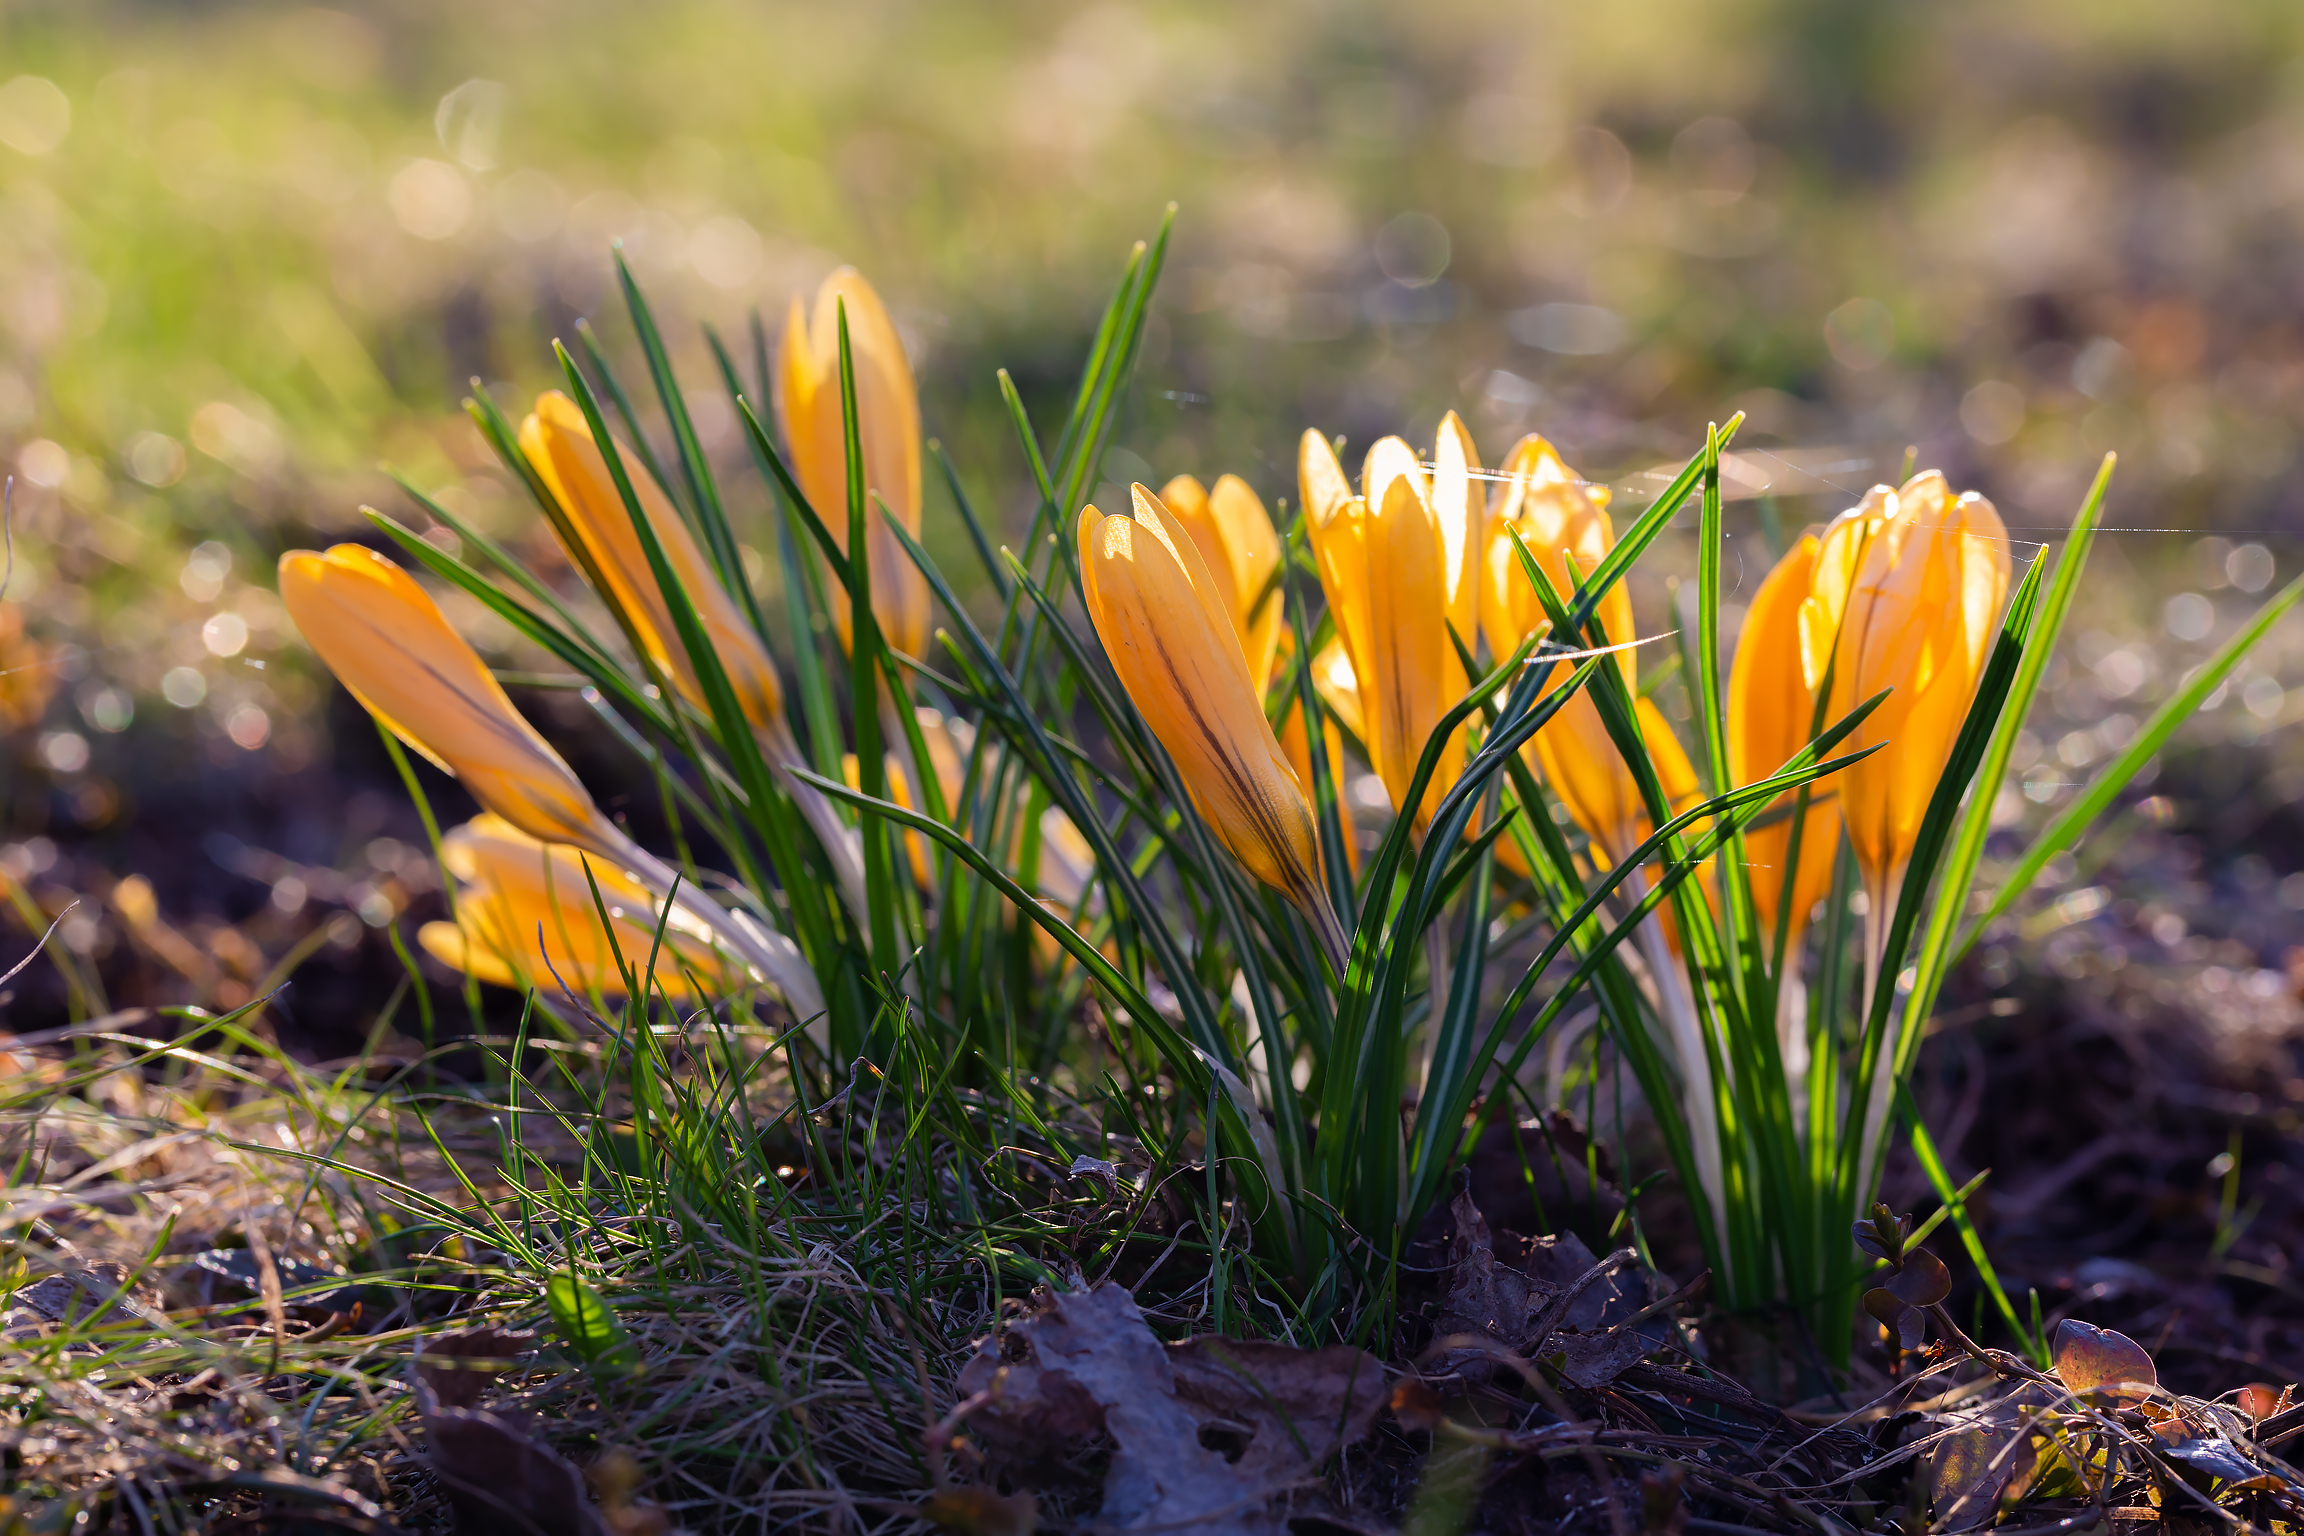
(1959, 564), (2304, 954)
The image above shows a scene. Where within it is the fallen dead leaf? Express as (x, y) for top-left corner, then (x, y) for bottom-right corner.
(417, 1326), (538, 1411)
(954, 1283), (1384, 1535)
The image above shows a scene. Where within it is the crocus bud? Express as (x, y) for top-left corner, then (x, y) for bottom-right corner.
(1078, 486), (1348, 969)
(775, 266), (929, 660)
(1809, 471), (2010, 898)
(1480, 434), (1630, 677)
(520, 390), (785, 733)
(281, 544), (825, 1018)
(1480, 437), (1692, 867)
(419, 815), (737, 999)
(1300, 430), (1467, 824)
(1728, 535), (1840, 948)
(1157, 473), (1285, 695)
(279, 544), (621, 858)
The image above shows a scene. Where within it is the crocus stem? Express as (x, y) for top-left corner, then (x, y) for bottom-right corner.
(1854, 867), (1905, 1203)
(1417, 909), (1452, 1100)
(1301, 888), (1352, 978)
(1629, 875), (1726, 1260)
(1777, 943), (1809, 1140)
(771, 756), (872, 929)
(753, 712), (872, 934)
(610, 836), (827, 1029)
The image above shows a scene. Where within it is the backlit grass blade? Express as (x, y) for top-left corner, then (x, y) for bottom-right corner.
(878, 506), (1230, 1062)
(360, 507), (672, 736)
(706, 336), (846, 780)
(1959, 565), (2304, 954)
(552, 341), (841, 1011)
(616, 254), (757, 613)
(834, 300), (905, 973)
(1890, 455), (2109, 1167)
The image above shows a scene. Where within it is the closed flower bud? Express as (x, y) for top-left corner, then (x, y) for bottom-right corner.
(520, 390), (785, 734)
(419, 815), (738, 999)
(1809, 471), (2010, 897)
(1079, 486), (1348, 968)
(1157, 472), (1286, 695)
(279, 544), (618, 857)
(1481, 436), (1692, 867)
(1729, 535), (1840, 948)
(281, 543), (824, 1018)
(1299, 425), (1476, 824)
(775, 267), (930, 660)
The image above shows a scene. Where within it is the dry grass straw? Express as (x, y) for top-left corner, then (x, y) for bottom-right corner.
(0, 1018), (1024, 1532)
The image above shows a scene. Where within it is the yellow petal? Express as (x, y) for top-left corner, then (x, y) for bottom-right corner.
(278, 545), (616, 856)
(522, 391), (785, 733)
(1359, 435), (1428, 539)
(1484, 434), (1633, 683)
(1824, 472), (2010, 888)
(1158, 471), (1286, 695)
(774, 267), (929, 658)
(1362, 474), (1461, 823)
(1728, 535), (1840, 946)
(1298, 428), (1353, 528)
(1077, 487), (1340, 956)
(1429, 411), (1485, 663)
(430, 815), (736, 999)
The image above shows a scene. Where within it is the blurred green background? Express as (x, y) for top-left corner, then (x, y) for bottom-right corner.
(5, 0), (2304, 1030)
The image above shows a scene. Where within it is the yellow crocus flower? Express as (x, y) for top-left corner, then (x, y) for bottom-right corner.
(279, 544), (824, 1017)
(1299, 427), (1473, 824)
(1809, 471), (2010, 907)
(520, 391), (785, 734)
(280, 545), (619, 857)
(1480, 436), (1691, 867)
(1278, 702), (1358, 877)
(1078, 486), (1348, 968)
(775, 266), (929, 660)
(1480, 434), (1630, 678)
(521, 390), (871, 929)
(1157, 473), (1285, 695)
(419, 815), (738, 1000)
(1728, 535), (1840, 949)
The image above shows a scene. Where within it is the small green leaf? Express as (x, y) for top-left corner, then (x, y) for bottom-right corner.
(547, 1272), (639, 1378)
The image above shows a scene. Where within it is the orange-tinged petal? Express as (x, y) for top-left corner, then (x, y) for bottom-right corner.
(1484, 434), (1633, 682)
(1362, 474), (1461, 823)
(1728, 536), (1840, 946)
(774, 267), (929, 658)
(522, 391), (785, 732)
(1534, 693), (1698, 869)
(1280, 704), (1358, 876)
(1309, 638), (1365, 744)
(1158, 471), (1286, 695)
(1429, 411), (1485, 664)
(278, 545), (616, 857)
(1797, 482), (1894, 693)
(1078, 487), (1344, 962)
(1824, 472), (2011, 888)
(426, 814), (736, 998)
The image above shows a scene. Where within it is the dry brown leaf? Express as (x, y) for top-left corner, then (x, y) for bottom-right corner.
(954, 1283), (1384, 1535)
(917, 1485), (1039, 1535)
(417, 1326), (538, 1411)
(423, 1401), (610, 1536)
(1931, 1408), (2042, 1533)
